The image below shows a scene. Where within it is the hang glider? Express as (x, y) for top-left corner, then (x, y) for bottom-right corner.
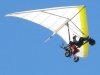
(6, 5), (95, 61)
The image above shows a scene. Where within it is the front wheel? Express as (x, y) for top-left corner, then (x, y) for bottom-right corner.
(65, 50), (71, 57)
(74, 56), (79, 62)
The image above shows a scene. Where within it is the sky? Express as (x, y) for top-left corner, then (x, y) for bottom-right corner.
(0, 0), (100, 75)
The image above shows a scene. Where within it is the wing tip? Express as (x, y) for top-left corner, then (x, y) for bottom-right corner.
(5, 14), (11, 17)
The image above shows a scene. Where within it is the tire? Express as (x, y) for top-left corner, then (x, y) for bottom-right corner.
(74, 56), (79, 62)
(65, 46), (71, 51)
(88, 38), (95, 46)
(65, 50), (71, 57)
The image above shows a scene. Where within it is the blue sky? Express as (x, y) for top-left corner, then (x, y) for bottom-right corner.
(0, 0), (99, 75)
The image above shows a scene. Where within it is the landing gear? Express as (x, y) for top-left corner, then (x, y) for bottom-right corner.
(65, 50), (72, 57)
(74, 56), (79, 62)
(64, 46), (72, 57)
(64, 46), (79, 62)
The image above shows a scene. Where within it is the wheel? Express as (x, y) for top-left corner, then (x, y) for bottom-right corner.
(65, 46), (71, 51)
(74, 56), (79, 62)
(88, 38), (95, 46)
(65, 50), (71, 57)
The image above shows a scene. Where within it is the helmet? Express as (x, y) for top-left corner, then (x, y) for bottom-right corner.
(73, 35), (77, 39)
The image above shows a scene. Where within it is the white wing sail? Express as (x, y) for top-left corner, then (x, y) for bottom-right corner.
(6, 5), (89, 57)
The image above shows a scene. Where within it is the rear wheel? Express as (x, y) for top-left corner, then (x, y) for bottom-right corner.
(74, 56), (79, 62)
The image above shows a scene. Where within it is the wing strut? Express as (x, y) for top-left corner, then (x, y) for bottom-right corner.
(44, 20), (69, 43)
(66, 22), (71, 42)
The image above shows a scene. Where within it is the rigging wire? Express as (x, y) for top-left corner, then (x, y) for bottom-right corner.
(70, 6), (85, 20)
(48, 9), (70, 29)
(68, 26), (81, 37)
(68, 21), (82, 34)
(69, 19), (87, 36)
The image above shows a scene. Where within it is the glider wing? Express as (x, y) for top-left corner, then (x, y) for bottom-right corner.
(6, 5), (89, 57)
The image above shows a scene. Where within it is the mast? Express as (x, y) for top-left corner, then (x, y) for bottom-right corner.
(66, 22), (71, 42)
